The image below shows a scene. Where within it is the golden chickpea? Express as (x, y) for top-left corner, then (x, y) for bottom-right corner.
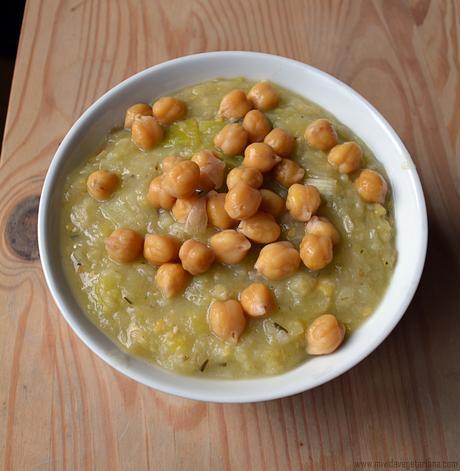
(226, 166), (263, 190)
(286, 184), (321, 222)
(161, 155), (182, 173)
(152, 96), (186, 125)
(147, 175), (176, 210)
(163, 160), (200, 198)
(306, 314), (345, 355)
(247, 82), (279, 111)
(272, 159), (305, 187)
(260, 189), (285, 217)
(214, 123), (248, 156)
(179, 239), (215, 275)
(242, 110), (272, 143)
(255, 241), (301, 280)
(328, 142), (362, 174)
(238, 212), (281, 244)
(143, 234), (181, 265)
(299, 233), (333, 271)
(191, 150), (225, 191)
(224, 182), (262, 220)
(87, 170), (119, 200)
(354, 169), (388, 204)
(240, 283), (275, 317)
(155, 263), (191, 298)
(124, 103), (153, 129)
(171, 194), (200, 223)
(209, 230), (251, 264)
(206, 192), (237, 229)
(208, 300), (247, 344)
(131, 115), (164, 150)
(105, 228), (144, 263)
(218, 89), (252, 120)
(243, 143), (281, 173)
(304, 119), (338, 151)
(264, 128), (295, 158)
(306, 216), (340, 246)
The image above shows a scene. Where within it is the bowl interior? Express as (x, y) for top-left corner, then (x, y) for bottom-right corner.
(39, 52), (427, 403)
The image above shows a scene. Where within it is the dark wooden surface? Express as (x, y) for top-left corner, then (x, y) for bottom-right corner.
(0, 1), (459, 469)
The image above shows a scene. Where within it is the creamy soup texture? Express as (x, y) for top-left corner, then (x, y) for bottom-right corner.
(61, 77), (396, 378)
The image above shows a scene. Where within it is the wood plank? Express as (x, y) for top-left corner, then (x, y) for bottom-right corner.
(1, 0), (459, 469)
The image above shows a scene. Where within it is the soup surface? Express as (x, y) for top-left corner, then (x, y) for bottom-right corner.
(61, 77), (396, 378)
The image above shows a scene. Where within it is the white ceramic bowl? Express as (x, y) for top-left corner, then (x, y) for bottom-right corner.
(38, 52), (427, 403)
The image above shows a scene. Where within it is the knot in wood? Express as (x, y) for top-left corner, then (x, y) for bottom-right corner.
(5, 195), (40, 261)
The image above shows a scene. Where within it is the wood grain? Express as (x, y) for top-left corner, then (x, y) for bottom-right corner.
(1, 0), (459, 469)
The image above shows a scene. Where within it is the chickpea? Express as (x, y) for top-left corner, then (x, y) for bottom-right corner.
(238, 212), (281, 244)
(105, 228), (143, 263)
(260, 189), (285, 217)
(306, 314), (345, 355)
(171, 194), (200, 223)
(163, 160), (200, 198)
(354, 169), (388, 204)
(143, 234), (181, 265)
(147, 175), (176, 210)
(224, 182), (262, 220)
(328, 142), (362, 174)
(286, 184), (321, 222)
(214, 123), (248, 156)
(306, 216), (340, 246)
(218, 89), (252, 120)
(191, 150), (225, 191)
(240, 283), (275, 317)
(131, 115), (164, 150)
(207, 192), (237, 229)
(247, 81), (279, 111)
(155, 263), (191, 298)
(124, 103), (152, 129)
(255, 241), (300, 280)
(299, 233), (333, 271)
(161, 155), (182, 173)
(243, 143), (281, 173)
(304, 118), (338, 151)
(179, 239), (215, 275)
(242, 109), (272, 143)
(87, 170), (119, 200)
(264, 128), (295, 158)
(209, 230), (251, 264)
(226, 166), (263, 190)
(272, 159), (305, 188)
(152, 96), (186, 125)
(208, 300), (247, 344)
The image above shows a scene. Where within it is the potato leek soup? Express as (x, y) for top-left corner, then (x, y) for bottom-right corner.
(61, 77), (396, 378)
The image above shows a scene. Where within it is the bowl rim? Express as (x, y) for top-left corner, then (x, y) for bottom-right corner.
(38, 51), (428, 403)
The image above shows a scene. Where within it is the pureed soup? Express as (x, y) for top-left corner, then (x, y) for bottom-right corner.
(61, 78), (396, 378)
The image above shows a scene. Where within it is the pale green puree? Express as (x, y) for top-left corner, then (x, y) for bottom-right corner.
(60, 78), (396, 378)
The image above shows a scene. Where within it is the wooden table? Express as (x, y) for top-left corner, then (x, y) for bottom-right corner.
(1, 1), (459, 469)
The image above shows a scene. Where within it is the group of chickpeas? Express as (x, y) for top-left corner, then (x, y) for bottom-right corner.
(86, 80), (388, 356)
